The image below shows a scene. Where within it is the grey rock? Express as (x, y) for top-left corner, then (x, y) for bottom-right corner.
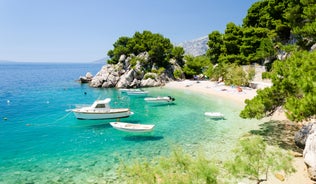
(89, 51), (178, 88)
(295, 123), (315, 149)
(119, 54), (126, 63)
(85, 72), (93, 79)
(303, 122), (316, 181)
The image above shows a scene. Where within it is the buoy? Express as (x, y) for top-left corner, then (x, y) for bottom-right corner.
(3, 117), (7, 121)
(7, 100), (10, 104)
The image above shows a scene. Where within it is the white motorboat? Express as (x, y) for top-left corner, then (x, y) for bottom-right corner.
(204, 112), (224, 119)
(119, 88), (142, 93)
(126, 90), (149, 96)
(110, 122), (155, 132)
(144, 96), (175, 103)
(72, 98), (132, 120)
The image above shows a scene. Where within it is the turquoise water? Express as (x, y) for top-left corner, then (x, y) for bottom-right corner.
(0, 63), (262, 183)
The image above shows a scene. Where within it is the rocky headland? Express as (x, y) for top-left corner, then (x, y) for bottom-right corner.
(87, 52), (182, 88)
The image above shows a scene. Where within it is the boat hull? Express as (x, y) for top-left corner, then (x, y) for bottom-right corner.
(73, 109), (132, 120)
(110, 122), (155, 132)
(144, 96), (175, 104)
(204, 112), (224, 119)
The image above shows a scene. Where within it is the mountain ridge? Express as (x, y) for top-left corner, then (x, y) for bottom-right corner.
(177, 36), (209, 56)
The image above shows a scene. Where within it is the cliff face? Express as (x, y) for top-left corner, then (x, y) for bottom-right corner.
(178, 36), (208, 56)
(89, 52), (182, 88)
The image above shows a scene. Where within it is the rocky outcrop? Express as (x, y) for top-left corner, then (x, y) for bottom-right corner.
(295, 123), (315, 149)
(302, 122), (316, 181)
(296, 122), (316, 181)
(90, 52), (181, 88)
(79, 72), (93, 83)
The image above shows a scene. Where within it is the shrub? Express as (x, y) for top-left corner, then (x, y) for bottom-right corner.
(144, 73), (156, 80)
(117, 147), (219, 184)
(173, 69), (183, 80)
(225, 135), (295, 183)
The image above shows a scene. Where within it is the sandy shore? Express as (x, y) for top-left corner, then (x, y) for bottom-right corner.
(164, 80), (257, 105)
(164, 80), (314, 184)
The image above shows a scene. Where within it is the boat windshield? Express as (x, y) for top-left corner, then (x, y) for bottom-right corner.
(95, 104), (106, 108)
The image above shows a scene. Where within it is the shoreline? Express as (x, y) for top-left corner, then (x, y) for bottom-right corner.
(164, 80), (258, 105)
(164, 80), (314, 184)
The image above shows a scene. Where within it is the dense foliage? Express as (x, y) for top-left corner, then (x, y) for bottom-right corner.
(182, 55), (211, 78)
(241, 51), (316, 121)
(207, 0), (316, 67)
(107, 31), (176, 69)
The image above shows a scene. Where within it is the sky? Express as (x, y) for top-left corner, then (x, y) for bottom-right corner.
(0, 0), (258, 63)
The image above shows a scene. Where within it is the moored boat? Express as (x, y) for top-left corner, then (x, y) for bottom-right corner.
(204, 112), (224, 119)
(71, 98), (132, 120)
(119, 88), (142, 93)
(126, 90), (149, 96)
(110, 122), (155, 132)
(144, 96), (175, 103)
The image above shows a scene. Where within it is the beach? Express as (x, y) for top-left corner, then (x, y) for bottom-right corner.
(164, 80), (314, 184)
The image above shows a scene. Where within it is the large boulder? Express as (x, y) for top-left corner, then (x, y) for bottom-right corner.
(140, 78), (161, 87)
(295, 123), (315, 149)
(78, 72), (93, 83)
(302, 122), (316, 181)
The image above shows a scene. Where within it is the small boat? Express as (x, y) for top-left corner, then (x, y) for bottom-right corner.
(119, 88), (142, 93)
(110, 122), (155, 132)
(72, 98), (132, 120)
(144, 96), (175, 103)
(126, 90), (149, 96)
(204, 112), (224, 119)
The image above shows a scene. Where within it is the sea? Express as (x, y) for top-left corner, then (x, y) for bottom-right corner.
(0, 62), (262, 183)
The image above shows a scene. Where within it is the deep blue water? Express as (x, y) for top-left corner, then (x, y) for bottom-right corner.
(0, 63), (261, 183)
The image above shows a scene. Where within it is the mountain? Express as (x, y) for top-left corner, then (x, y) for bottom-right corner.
(92, 57), (108, 64)
(178, 36), (209, 56)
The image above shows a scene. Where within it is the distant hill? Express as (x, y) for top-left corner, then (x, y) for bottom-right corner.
(92, 57), (107, 64)
(178, 36), (209, 56)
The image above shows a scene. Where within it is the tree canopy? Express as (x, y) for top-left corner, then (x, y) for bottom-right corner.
(240, 51), (316, 121)
(107, 30), (175, 68)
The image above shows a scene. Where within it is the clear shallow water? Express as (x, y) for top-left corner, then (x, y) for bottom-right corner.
(0, 63), (262, 183)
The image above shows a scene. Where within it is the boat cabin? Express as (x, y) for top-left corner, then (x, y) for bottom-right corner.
(91, 98), (111, 111)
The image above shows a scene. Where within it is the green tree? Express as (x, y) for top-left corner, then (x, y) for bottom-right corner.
(183, 55), (211, 78)
(225, 135), (295, 184)
(107, 30), (174, 68)
(240, 27), (271, 64)
(222, 22), (243, 56)
(287, 0), (316, 49)
(256, 38), (276, 65)
(107, 36), (131, 64)
(240, 51), (316, 121)
(207, 31), (223, 64)
(171, 46), (185, 66)
(243, 0), (292, 43)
